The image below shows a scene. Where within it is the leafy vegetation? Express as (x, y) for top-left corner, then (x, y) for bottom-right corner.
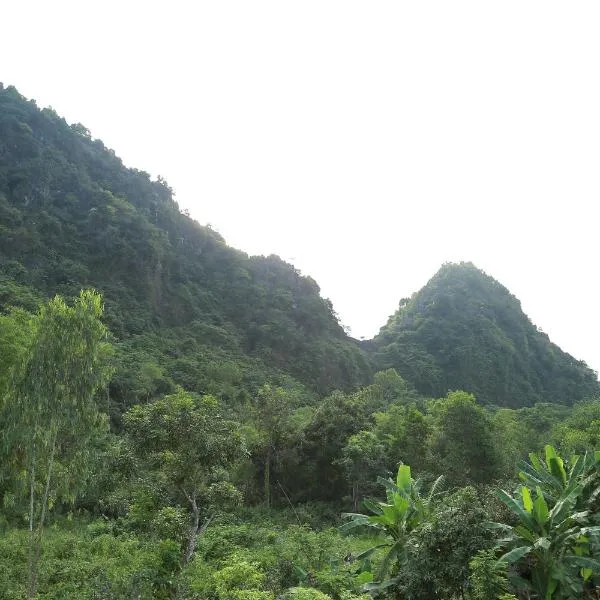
(1, 84), (600, 598)
(372, 262), (599, 406)
(341, 464), (443, 593)
(0, 83), (372, 410)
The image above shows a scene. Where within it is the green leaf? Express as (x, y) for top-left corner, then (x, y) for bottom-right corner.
(563, 555), (600, 571)
(545, 445), (567, 487)
(356, 570), (373, 584)
(529, 452), (543, 473)
(498, 546), (531, 564)
(487, 521), (513, 532)
(396, 464), (411, 492)
(496, 489), (536, 530)
(393, 493), (410, 516)
(364, 578), (398, 592)
(377, 540), (404, 580)
(521, 486), (533, 513)
(568, 454), (585, 484)
(549, 484), (583, 526)
(544, 577), (558, 600)
(340, 515), (374, 534)
(362, 498), (384, 515)
(354, 543), (391, 562)
(544, 444), (557, 464)
(369, 514), (395, 527)
(514, 525), (537, 543)
(533, 487), (549, 526)
(520, 458), (562, 493)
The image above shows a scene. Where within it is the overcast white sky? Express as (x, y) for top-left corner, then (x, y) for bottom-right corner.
(2, 1), (599, 373)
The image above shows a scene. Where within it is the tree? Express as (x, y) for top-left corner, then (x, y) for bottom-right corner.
(338, 430), (387, 510)
(428, 390), (502, 486)
(2, 290), (113, 599)
(243, 384), (297, 508)
(399, 487), (491, 599)
(123, 389), (242, 563)
(373, 403), (430, 473)
(354, 369), (419, 414)
(550, 399), (600, 456)
(0, 307), (34, 401)
(299, 390), (370, 502)
(492, 408), (535, 479)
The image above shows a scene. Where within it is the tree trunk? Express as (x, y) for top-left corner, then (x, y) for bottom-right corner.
(28, 430), (57, 600)
(198, 514), (213, 537)
(182, 491), (214, 565)
(184, 491), (200, 565)
(264, 448), (271, 508)
(27, 447), (35, 599)
(352, 481), (359, 512)
(28, 450), (35, 534)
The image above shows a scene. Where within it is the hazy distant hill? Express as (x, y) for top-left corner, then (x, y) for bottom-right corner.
(370, 262), (599, 406)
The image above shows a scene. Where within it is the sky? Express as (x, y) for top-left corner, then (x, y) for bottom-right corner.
(2, 2), (600, 372)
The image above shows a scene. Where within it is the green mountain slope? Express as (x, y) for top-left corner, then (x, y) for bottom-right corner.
(0, 84), (372, 410)
(371, 262), (599, 406)
(1, 84), (596, 411)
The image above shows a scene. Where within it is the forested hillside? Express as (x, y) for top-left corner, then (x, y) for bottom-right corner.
(371, 262), (599, 406)
(3, 84), (600, 599)
(0, 83), (372, 413)
(1, 84), (597, 411)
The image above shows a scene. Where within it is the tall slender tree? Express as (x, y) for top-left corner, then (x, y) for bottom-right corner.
(3, 290), (113, 599)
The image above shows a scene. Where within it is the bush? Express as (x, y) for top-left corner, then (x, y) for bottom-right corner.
(398, 487), (491, 600)
(0, 527), (165, 598)
(283, 588), (332, 600)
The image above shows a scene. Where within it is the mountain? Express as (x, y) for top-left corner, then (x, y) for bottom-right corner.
(0, 84), (372, 413)
(370, 262), (599, 406)
(1, 84), (596, 412)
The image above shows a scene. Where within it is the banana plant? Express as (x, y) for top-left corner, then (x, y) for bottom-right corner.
(493, 446), (600, 599)
(518, 445), (600, 508)
(341, 464), (443, 594)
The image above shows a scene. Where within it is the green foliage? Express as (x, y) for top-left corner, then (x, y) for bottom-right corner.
(296, 390), (372, 503)
(0, 525), (169, 599)
(373, 262), (599, 406)
(3, 83), (600, 600)
(372, 401), (430, 474)
(429, 390), (503, 486)
(123, 389), (243, 562)
(0, 306), (34, 400)
(4, 290), (113, 465)
(213, 560), (273, 599)
(242, 384), (303, 507)
(0, 290), (113, 597)
(0, 84), (372, 406)
(169, 513), (367, 598)
(338, 431), (387, 510)
(469, 549), (511, 600)
(492, 408), (536, 479)
(551, 399), (600, 455)
(283, 588), (332, 600)
(494, 445), (600, 599)
(398, 487), (491, 599)
(341, 464), (443, 591)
